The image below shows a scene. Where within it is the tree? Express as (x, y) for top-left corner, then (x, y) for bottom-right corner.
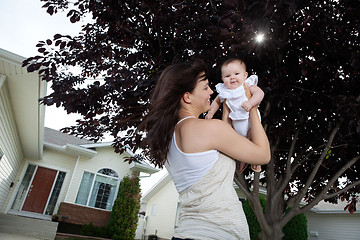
(108, 173), (141, 240)
(24, 0), (359, 239)
(242, 196), (308, 240)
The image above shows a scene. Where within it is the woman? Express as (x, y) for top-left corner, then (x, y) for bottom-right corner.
(140, 60), (270, 240)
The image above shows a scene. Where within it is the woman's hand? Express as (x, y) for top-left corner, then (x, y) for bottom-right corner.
(222, 101), (232, 126)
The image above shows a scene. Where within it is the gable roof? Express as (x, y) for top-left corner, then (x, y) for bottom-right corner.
(141, 173), (171, 203)
(44, 127), (94, 146)
(44, 127), (158, 174)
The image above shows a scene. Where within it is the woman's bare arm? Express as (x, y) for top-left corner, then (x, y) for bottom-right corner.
(222, 101), (232, 126)
(206, 95), (221, 119)
(205, 118), (270, 165)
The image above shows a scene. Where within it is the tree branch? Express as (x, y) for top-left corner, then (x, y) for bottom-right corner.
(283, 177), (360, 226)
(249, 174), (272, 235)
(234, 174), (252, 200)
(291, 144), (324, 172)
(253, 172), (260, 200)
(276, 128), (300, 198)
(325, 179), (360, 200)
(295, 154), (359, 214)
(294, 120), (342, 207)
(266, 138), (279, 197)
(322, 154), (360, 196)
(234, 170), (271, 234)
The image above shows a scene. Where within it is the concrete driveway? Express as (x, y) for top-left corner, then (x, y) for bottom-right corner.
(0, 233), (44, 240)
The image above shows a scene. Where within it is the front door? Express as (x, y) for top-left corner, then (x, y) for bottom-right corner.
(21, 166), (57, 214)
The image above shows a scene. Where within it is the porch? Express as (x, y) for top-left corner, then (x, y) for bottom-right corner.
(0, 213), (58, 239)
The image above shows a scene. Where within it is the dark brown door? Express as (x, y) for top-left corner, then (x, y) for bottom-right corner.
(22, 166), (57, 214)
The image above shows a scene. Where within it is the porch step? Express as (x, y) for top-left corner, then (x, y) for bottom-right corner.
(0, 214), (58, 240)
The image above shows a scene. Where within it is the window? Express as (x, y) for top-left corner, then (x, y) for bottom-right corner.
(174, 202), (181, 229)
(151, 204), (157, 216)
(45, 171), (66, 215)
(75, 168), (120, 210)
(11, 164), (36, 211)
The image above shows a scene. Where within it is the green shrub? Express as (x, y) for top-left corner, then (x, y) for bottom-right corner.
(283, 208), (308, 240)
(242, 196), (266, 240)
(242, 197), (307, 240)
(108, 173), (141, 240)
(80, 222), (110, 238)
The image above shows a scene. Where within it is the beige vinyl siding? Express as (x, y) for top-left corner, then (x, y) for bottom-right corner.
(0, 77), (23, 212)
(145, 180), (179, 239)
(65, 147), (133, 203)
(41, 148), (77, 172)
(306, 211), (360, 240)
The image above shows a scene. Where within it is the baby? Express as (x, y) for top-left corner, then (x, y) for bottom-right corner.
(206, 58), (264, 173)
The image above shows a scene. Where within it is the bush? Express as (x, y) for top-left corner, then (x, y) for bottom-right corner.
(108, 173), (141, 240)
(282, 208), (308, 240)
(80, 222), (111, 238)
(242, 197), (307, 240)
(242, 196), (266, 240)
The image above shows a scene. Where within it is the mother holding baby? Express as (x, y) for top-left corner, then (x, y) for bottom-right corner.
(140, 59), (270, 240)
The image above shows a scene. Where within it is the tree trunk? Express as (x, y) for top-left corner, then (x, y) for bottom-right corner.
(258, 225), (284, 240)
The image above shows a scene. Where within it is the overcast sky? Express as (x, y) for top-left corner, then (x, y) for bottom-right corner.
(0, 0), (166, 193)
(0, 0), (86, 130)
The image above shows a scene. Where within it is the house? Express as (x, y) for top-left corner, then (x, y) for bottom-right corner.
(307, 200), (360, 240)
(139, 174), (178, 240)
(139, 173), (247, 240)
(140, 173), (360, 240)
(0, 48), (158, 238)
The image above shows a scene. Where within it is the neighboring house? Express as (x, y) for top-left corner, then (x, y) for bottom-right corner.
(139, 173), (247, 240)
(0, 48), (158, 230)
(139, 174), (178, 240)
(140, 173), (360, 240)
(307, 200), (360, 240)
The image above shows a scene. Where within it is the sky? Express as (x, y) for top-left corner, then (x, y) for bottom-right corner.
(0, 0), (84, 130)
(0, 0), (166, 194)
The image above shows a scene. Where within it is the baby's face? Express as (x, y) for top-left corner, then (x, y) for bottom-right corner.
(221, 61), (248, 90)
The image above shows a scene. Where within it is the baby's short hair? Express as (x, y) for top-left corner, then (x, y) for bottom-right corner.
(221, 58), (247, 71)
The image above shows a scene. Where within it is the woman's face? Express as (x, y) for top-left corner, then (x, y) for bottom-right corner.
(189, 71), (214, 113)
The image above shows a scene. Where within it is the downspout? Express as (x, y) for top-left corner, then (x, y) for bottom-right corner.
(38, 75), (45, 159)
(64, 155), (80, 202)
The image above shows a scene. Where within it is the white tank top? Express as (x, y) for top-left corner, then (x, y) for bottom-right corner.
(164, 117), (219, 192)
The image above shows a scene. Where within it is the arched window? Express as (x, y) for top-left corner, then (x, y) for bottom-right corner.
(98, 168), (118, 177)
(75, 168), (120, 210)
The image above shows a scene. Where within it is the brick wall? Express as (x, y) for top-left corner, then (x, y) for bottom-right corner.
(58, 202), (111, 227)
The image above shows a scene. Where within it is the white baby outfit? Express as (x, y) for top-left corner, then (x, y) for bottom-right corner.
(164, 117), (250, 240)
(216, 74), (261, 137)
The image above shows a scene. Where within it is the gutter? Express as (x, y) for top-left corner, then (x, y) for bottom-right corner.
(44, 142), (97, 158)
(310, 209), (359, 214)
(129, 161), (159, 174)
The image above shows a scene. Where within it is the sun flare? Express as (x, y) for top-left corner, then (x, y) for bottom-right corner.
(255, 33), (265, 43)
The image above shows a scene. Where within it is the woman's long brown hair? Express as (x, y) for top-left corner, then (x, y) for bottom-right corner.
(139, 60), (207, 167)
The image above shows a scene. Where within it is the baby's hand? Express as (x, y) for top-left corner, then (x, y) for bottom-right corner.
(206, 112), (214, 119)
(242, 101), (252, 112)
